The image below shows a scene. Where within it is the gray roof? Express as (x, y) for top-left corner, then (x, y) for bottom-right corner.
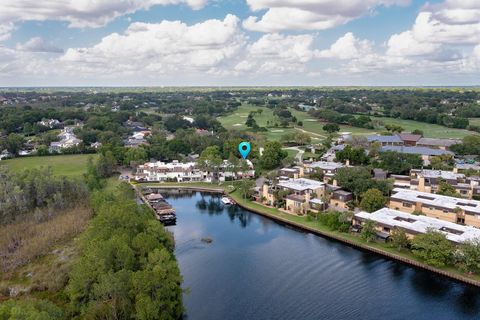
(355, 208), (480, 244)
(417, 138), (461, 147)
(367, 135), (403, 143)
(380, 146), (453, 156)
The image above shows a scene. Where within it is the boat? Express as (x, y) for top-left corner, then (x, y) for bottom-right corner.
(221, 196), (234, 205)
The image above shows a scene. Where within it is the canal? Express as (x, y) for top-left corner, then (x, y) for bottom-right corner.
(164, 191), (480, 320)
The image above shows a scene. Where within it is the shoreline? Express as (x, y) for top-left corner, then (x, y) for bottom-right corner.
(140, 183), (480, 288)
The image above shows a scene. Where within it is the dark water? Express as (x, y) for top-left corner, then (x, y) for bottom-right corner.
(164, 191), (480, 320)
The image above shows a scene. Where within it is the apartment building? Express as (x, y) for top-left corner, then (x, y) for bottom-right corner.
(391, 169), (480, 199)
(261, 178), (326, 215)
(304, 161), (345, 183)
(135, 160), (255, 183)
(329, 190), (354, 211)
(135, 161), (202, 182)
(389, 188), (480, 227)
(354, 208), (480, 244)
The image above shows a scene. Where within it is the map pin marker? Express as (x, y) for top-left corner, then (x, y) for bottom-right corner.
(238, 142), (251, 159)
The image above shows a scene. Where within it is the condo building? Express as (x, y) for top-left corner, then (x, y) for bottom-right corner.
(389, 188), (480, 227)
(354, 208), (480, 244)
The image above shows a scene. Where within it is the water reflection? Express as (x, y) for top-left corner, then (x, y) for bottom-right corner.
(163, 191), (480, 320)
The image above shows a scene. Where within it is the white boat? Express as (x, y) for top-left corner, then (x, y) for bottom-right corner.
(221, 196), (234, 205)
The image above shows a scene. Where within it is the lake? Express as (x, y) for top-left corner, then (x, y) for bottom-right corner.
(164, 191), (480, 320)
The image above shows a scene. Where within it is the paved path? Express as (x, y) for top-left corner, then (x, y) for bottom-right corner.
(294, 127), (327, 139)
(283, 146), (305, 162)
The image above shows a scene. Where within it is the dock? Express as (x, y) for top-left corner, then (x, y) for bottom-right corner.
(137, 187), (177, 225)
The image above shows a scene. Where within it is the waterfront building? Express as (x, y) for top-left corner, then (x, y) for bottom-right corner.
(329, 190), (354, 211)
(389, 188), (480, 227)
(135, 159), (255, 183)
(354, 208), (480, 244)
(261, 178), (326, 215)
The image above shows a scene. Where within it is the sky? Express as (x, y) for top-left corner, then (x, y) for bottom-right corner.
(0, 0), (479, 87)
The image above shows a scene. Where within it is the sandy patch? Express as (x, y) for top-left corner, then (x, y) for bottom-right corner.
(271, 130), (284, 133)
(304, 119), (317, 122)
(233, 124), (242, 127)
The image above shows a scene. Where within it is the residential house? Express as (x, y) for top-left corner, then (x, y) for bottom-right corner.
(38, 118), (61, 128)
(304, 161), (344, 183)
(399, 133), (422, 146)
(135, 159), (254, 183)
(135, 161), (202, 182)
(389, 188), (480, 227)
(262, 178), (326, 215)
(354, 208), (480, 244)
(391, 169), (480, 199)
(416, 138), (461, 151)
(49, 127), (81, 153)
(367, 135), (403, 146)
(329, 190), (353, 211)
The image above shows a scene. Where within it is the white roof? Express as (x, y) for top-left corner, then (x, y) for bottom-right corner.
(391, 188), (480, 214)
(307, 161), (344, 170)
(415, 169), (465, 180)
(355, 208), (480, 244)
(309, 198), (324, 204)
(143, 161), (196, 170)
(277, 178), (325, 191)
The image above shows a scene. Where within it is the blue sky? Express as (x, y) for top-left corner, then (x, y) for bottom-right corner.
(0, 0), (479, 86)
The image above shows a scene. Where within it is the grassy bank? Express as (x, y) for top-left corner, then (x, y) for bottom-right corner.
(139, 182), (480, 286)
(0, 154), (97, 178)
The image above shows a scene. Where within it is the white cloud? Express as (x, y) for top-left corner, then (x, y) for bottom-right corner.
(0, 23), (14, 41)
(243, 0), (410, 32)
(0, 0), (208, 29)
(387, 1), (480, 61)
(235, 33), (316, 74)
(16, 37), (63, 53)
(317, 32), (373, 59)
(60, 15), (245, 76)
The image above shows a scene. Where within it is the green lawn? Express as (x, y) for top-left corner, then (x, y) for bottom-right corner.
(372, 117), (472, 139)
(0, 154), (97, 178)
(219, 104), (322, 142)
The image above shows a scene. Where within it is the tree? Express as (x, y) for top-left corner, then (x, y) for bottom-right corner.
(430, 154), (454, 170)
(0, 299), (65, 320)
(457, 240), (480, 274)
(2, 133), (25, 155)
(323, 123), (340, 134)
(67, 186), (183, 319)
(412, 129), (423, 136)
(198, 146), (223, 180)
(390, 227), (410, 250)
(361, 220), (377, 243)
(385, 124), (404, 133)
(124, 147), (148, 166)
(437, 179), (460, 197)
(374, 151), (423, 175)
(360, 188), (386, 212)
(412, 228), (454, 267)
(335, 145), (369, 165)
(96, 151), (117, 178)
(335, 167), (380, 200)
(259, 141), (288, 170)
(238, 179), (256, 199)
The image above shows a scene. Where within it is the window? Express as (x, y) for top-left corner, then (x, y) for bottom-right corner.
(443, 210), (449, 214)
(402, 202), (412, 208)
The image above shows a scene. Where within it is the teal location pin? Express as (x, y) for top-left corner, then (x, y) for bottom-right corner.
(238, 142), (251, 159)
